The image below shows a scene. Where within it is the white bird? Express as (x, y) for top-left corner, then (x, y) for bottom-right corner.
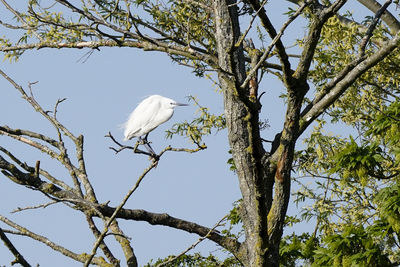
(123, 95), (188, 143)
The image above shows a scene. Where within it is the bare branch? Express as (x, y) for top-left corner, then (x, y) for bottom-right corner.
(241, 0), (311, 89)
(0, 227), (31, 267)
(83, 160), (158, 266)
(105, 132), (153, 157)
(0, 128), (59, 158)
(299, 31), (400, 136)
(85, 215), (120, 266)
(246, 0), (293, 83)
(0, 70), (77, 142)
(97, 206), (242, 258)
(53, 98), (67, 119)
(235, 0), (268, 49)
(293, 0), (347, 82)
(0, 154), (84, 202)
(156, 215), (228, 267)
(0, 70), (98, 201)
(0, 146), (73, 191)
(359, 0), (392, 56)
(0, 125), (59, 147)
(106, 131), (207, 158)
(11, 200), (58, 214)
(0, 126), (84, 196)
(0, 215), (112, 266)
(357, 0), (400, 32)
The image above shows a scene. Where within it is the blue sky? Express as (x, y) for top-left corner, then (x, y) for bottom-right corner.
(0, 44), (245, 265)
(0, 1), (379, 266)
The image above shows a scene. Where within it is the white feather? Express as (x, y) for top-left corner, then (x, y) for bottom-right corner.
(123, 95), (187, 141)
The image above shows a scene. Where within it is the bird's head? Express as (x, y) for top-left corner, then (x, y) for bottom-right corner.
(163, 97), (189, 109)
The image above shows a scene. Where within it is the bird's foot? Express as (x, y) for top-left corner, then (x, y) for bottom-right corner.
(138, 137), (152, 145)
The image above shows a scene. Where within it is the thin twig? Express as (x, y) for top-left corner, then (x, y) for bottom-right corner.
(0, 69), (77, 142)
(0, 0), (43, 42)
(235, 0), (268, 48)
(0, 129), (59, 158)
(241, 0), (311, 89)
(105, 131), (151, 156)
(156, 215), (228, 267)
(53, 98), (67, 119)
(83, 159), (158, 266)
(11, 200), (58, 214)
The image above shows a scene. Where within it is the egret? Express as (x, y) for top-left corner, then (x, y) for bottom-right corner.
(123, 95), (188, 155)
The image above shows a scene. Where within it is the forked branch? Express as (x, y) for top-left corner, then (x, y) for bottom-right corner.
(0, 215), (111, 266)
(83, 159), (159, 266)
(241, 0), (312, 89)
(0, 227), (31, 267)
(299, 1), (399, 136)
(106, 131), (207, 160)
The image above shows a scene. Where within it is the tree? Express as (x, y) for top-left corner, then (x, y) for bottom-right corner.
(1, 0), (400, 266)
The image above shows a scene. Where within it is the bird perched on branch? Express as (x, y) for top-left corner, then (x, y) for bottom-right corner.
(123, 94), (188, 155)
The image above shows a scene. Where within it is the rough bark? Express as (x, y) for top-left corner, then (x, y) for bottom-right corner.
(212, 1), (338, 265)
(213, 1), (271, 265)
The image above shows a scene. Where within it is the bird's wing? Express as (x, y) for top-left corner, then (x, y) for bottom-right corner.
(152, 105), (174, 127)
(124, 97), (161, 139)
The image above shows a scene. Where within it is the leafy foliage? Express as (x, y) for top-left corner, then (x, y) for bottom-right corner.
(166, 96), (226, 144)
(221, 199), (243, 239)
(312, 226), (392, 267)
(290, 8), (400, 267)
(375, 185), (400, 234)
(279, 232), (318, 267)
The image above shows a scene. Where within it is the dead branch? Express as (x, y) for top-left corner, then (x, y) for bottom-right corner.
(156, 215), (228, 267)
(0, 227), (31, 267)
(83, 159), (158, 266)
(246, 0), (294, 83)
(11, 200), (58, 214)
(106, 131), (207, 160)
(96, 206), (241, 257)
(0, 215), (112, 266)
(0, 125), (59, 147)
(85, 215), (120, 266)
(235, 0), (268, 49)
(105, 131), (153, 157)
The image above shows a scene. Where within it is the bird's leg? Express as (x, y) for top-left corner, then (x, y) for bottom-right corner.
(133, 143), (155, 158)
(140, 135), (157, 156)
(143, 133), (150, 143)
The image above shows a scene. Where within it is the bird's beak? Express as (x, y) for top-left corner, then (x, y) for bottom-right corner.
(174, 102), (189, 106)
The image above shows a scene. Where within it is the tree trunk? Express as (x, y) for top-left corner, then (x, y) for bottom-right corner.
(213, 1), (272, 266)
(213, 1), (306, 266)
